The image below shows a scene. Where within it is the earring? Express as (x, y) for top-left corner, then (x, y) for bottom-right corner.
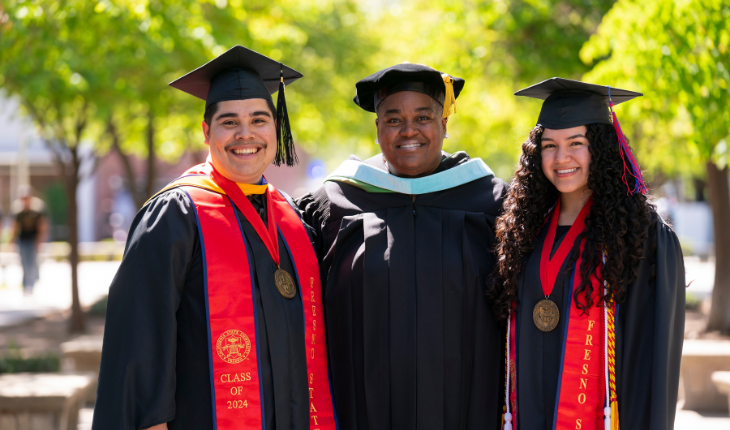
(375, 138), (380, 145)
(444, 133), (449, 139)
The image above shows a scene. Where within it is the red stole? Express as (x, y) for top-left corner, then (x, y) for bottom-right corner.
(164, 161), (337, 430)
(507, 197), (610, 430)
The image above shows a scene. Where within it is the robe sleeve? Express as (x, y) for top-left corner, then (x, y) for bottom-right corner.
(618, 219), (685, 430)
(92, 189), (198, 430)
(294, 187), (330, 259)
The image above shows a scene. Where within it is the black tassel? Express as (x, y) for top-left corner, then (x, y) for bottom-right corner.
(275, 66), (298, 166)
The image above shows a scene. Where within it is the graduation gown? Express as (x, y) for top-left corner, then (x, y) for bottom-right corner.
(297, 151), (508, 430)
(515, 216), (685, 430)
(93, 188), (311, 430)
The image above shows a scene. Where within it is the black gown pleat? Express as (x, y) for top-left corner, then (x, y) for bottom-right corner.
(415, 207), (444, 430)
(362, 212), (391, 429)
(324, 215), (364, 430)
(442, 211), (465, 428)
(387, 206), (418, 430)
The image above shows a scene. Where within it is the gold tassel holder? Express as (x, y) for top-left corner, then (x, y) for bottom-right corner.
(441, 73), (457, 118)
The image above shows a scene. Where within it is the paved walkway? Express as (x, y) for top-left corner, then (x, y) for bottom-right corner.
(0, 260), (119, 327)
(675, 410), (730, 429)
(684, 256), (715, 299)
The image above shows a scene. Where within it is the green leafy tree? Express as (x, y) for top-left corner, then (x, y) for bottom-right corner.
(0, 0), (126, 332)
(0, 0), (376, 332)
(581, 0), (730, 333)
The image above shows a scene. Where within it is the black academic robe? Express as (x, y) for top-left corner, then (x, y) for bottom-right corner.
(297, 152), (508, 430)
(515, 216), (685, 430)
(93, 189), (311, 430)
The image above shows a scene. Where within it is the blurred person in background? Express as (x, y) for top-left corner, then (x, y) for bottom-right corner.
(10, 185), (47, 296)
(488, 78), (684, 430)
(297, 63), (508, 429)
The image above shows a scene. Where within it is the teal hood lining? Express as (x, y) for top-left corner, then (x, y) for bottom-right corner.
(325, 158), (494, 195)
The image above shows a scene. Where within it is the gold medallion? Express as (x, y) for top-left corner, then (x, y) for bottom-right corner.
(533, 298), (560, 332)
(275, 268), (296, 299)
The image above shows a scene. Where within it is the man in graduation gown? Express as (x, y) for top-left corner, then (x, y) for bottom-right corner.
(297, 63), (508, 429)
(93, 46), (337, 430)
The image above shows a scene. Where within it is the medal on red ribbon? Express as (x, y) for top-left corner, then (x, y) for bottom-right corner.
(534, 198), (593, 332)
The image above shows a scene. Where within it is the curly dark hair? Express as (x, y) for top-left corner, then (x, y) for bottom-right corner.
(487, 123), (656, 322)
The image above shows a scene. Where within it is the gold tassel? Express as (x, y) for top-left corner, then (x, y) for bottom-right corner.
(611, 400), (620, 430)
(441, 73), (457, 118)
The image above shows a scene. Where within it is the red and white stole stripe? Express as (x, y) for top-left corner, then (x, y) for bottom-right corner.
(168, 161), (337, 430)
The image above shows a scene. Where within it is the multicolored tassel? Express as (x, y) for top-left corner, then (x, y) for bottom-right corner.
(602, 251), (620, 430)
(608, 303), (620, 430)
(607, 86), (647, 195)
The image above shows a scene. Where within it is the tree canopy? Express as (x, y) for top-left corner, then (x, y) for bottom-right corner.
(1, 0), (623, 181)
(581, 0), (730, 176)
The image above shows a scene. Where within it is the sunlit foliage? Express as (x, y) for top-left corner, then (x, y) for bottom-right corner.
(582, 0), (730, 175)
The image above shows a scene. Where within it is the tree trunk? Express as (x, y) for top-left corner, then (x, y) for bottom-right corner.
(706, 162), (730, 334)
(67, 146), (85, 333)
(144, 112), (156, 201)
(108, 118), (143, 209)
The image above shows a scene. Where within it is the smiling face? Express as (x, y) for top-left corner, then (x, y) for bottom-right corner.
(375, 91), (447, 178)
(540, 125), (591, 197)
(202, 99), (277, 184)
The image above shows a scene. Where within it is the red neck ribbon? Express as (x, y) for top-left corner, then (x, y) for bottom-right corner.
(208, 164), (282, 266)
(539, 197), (594, 298)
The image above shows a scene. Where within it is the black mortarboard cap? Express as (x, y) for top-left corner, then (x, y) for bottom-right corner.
(354, 63), (465, 117)
(516, 77), (648, 195)
(514, 77), (642, 129)
(169, 45), (303, 166)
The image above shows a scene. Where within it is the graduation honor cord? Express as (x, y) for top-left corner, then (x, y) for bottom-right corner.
(503, 196), (620, 430)
(155, 159), (337, 430)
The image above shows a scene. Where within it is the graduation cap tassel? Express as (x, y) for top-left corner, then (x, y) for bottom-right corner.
(275, 66), (298, 166)
(441, 73), (457, 118)
(607, 87), (647, 195)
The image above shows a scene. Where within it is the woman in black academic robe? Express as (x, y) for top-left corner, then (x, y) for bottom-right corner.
(488, 80), (685, 430)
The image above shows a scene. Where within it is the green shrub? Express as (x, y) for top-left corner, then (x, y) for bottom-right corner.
(686, 292), (702, 311)
(88, 295), (108, 317)
(0, 342), (60, 374)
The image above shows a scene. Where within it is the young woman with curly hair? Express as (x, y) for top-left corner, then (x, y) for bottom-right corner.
(489, 78), (685, 430)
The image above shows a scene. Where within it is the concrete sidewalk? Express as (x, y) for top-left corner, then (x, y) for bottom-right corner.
(0, 261), (119, 328)
(675, 410), (730, 429)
